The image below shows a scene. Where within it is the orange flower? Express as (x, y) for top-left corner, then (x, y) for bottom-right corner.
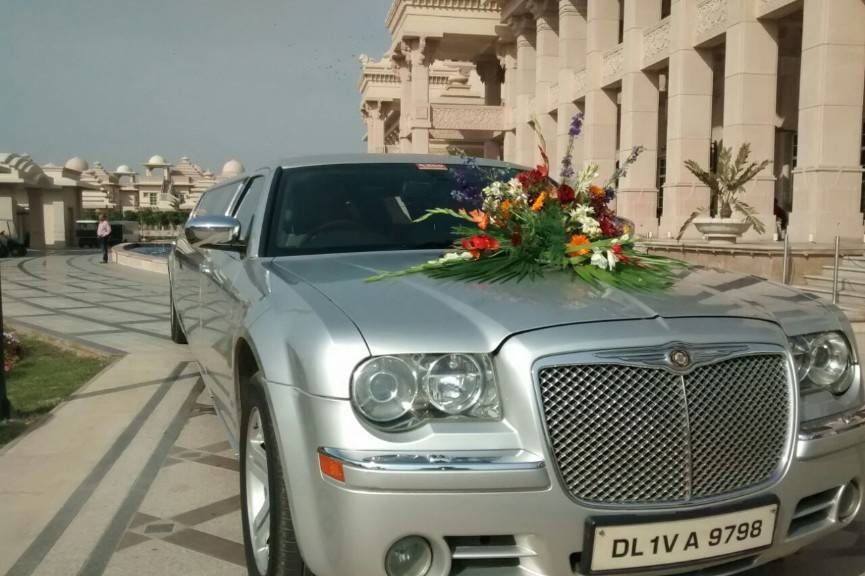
(467, 209), (489, 230)
(567, 234), (591, 257)
(590, 184), (605, 199)
(531, 191), (547, 212)
(499, 199), (511, 220)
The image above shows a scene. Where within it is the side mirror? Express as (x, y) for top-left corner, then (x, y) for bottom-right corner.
(185, 215), (245, 251)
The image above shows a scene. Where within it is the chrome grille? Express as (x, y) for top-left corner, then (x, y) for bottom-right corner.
(538, 353), (789, 505)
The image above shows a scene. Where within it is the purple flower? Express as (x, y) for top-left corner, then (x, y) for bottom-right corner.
(568, 113), (584, 137)
(604, 185), (616, 202)
(560, 155), (575, 179)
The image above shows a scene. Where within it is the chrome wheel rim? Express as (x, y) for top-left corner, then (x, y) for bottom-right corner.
(245, 407), (271, 574)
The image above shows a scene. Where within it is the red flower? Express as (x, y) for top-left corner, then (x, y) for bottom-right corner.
(557, 184), (576, 204)
(461, 234), (501, 258)
(612, 243), (623, 255)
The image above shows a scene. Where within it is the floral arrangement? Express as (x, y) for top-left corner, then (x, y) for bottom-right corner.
(4, 331), (22, 374)
(370, 114), (684, 288)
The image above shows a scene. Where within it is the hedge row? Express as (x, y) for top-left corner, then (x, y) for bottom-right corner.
(81, 208), (191, 227)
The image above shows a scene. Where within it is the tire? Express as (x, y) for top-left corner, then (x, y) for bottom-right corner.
(169, 297), (188, 344)
(241, 374), (312, 576)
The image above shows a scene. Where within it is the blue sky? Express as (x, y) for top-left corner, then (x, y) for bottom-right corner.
(0, 0), (394, 172)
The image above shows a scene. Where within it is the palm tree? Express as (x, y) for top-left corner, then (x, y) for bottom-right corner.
(677, 142), (769, 240)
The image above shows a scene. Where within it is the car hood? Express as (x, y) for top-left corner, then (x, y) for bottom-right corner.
(267, 251), (836, 355)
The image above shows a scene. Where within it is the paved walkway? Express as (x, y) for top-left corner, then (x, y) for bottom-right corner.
(0, 252), (243, 576)
(0, 251), (862, 576)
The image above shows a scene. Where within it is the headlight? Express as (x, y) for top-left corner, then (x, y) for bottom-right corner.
(351, 353), (500, 429)
(351, 356), (417, 422)
(790, 331), (855, 395)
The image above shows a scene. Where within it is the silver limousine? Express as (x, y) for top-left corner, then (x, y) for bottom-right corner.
(169, 155), (865, 576)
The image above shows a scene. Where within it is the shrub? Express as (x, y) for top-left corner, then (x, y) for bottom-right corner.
(4, 332), (23, 374)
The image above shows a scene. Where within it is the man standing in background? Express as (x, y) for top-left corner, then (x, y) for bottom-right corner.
(97, 214), (111, 263)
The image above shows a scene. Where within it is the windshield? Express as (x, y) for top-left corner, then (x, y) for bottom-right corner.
(264, 162), (520, 256)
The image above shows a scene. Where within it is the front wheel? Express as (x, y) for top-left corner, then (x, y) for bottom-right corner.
(241, 374), (312, 576)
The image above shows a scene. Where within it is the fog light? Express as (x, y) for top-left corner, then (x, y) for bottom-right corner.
(838, 482), (862, 522)
(385, 536), (432, 576)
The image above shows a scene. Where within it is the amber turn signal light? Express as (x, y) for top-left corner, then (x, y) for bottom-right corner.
(319, 452), (345, 482)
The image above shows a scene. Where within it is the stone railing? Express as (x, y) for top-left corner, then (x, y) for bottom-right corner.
(386, 0), (503, 30)
(602, 45), (624, 85)
(643, 16), (671, 68)
(695, 0), (727, 40)
(430, 104), (503, 131)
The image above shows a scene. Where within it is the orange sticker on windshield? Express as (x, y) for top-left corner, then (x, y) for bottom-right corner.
(416, 163), (448, 171)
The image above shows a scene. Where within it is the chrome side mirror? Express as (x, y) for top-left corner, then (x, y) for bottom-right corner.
(185, 215), (244, 251)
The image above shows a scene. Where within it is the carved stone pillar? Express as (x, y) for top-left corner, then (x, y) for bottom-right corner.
(391, 51), (413, 153)
(531, 0), (559, 164)
(723, 0), (778, 241)
(497, 41), (518, 162)
(788, 0), (865, 242)
(557, 0), (587, 169)
(658, 0), (714, 240)
(476, 57), (504, 106)
(405, 37), (438, 154)
(617, 0), (661, 238)
(363, 101), (386, 154)
(584, 0), (621, 186)
(513, 15), (537, 165)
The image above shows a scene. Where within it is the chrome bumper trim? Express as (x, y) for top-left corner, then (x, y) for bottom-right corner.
(451, 544), (536, 560)
(797, 406), (865, 460)
(318, 448), (550, 491)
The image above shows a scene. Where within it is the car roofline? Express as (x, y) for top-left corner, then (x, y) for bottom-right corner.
(270, 153), (529, 172)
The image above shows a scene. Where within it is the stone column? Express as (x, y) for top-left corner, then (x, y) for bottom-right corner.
(788, 0), (865, 243)
(391, 52), (413, 153)
(723, 0), (778, 241)
(497, 41), (519, 162)
(658, 0), (714, 240)
(513, 15), (537, 165)
(557, 0), (588, 169)
(363, 101), (386, 154)
(584, 0), (621, 183)
(406, 38), (438, 154)
(617, 0), (661, 238)
(531, 0), (560, 165)
(477, 58), (505, 160)
(477, 58), (504, 105)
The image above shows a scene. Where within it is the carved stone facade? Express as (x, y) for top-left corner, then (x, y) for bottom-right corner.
(361, 0), (865, 243)
(0, 152), (243, 248)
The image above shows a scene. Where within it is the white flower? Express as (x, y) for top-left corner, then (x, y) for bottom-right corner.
(590, 250), (609, 270)
(606, 249), (618, 271)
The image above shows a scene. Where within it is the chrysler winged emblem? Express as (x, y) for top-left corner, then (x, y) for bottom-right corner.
(668, 349), (692, 369)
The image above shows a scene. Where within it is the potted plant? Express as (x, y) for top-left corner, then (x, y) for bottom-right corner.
(677, 142), (769, 243)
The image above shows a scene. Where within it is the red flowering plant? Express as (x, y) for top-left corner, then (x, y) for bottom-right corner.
(369, 114), (684, 288)
(4, 331), (22, 374)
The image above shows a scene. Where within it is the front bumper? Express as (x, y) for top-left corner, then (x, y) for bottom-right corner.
(266, 383), (865, 576)
(264, 318), (865, 576)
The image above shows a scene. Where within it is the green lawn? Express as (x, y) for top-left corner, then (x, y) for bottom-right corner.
(0, 335), (111, 447)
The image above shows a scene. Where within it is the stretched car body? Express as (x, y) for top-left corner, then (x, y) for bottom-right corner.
(169, 154), (865, 576)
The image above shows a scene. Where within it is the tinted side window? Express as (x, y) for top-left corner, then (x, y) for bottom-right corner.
(194, 182), (239, 217)
(233, 177), (265, 241)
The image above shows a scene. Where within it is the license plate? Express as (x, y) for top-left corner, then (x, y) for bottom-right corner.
(587, 503), (778, 573)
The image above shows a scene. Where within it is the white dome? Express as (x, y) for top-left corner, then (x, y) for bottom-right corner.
(64, 157), (89, 172)
(221, 159), (244, 177)
(147, 154), (168, 165)
(115, 164), (133, 174)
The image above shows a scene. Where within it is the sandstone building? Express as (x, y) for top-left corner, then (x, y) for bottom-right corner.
(359, 0), (865, 243)
(0, 154), (243, 248)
